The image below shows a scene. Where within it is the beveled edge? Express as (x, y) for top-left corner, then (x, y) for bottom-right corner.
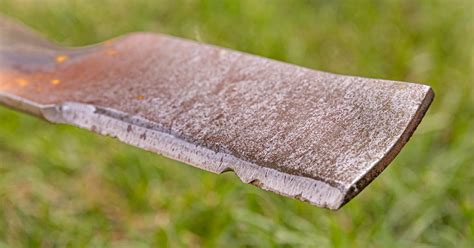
(0, 85), (434, 210)
(0, 92), (346, 209)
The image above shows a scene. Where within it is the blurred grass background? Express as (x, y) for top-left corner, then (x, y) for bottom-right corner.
(0, 0), (473, 247)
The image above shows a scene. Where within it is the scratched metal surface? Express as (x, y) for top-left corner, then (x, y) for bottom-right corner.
(0, 16), (433, 209)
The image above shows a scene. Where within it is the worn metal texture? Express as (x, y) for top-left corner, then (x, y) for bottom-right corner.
(0, 16), (434, 209)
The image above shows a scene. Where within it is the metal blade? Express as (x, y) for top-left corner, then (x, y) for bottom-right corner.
(0, 16), (433, 210)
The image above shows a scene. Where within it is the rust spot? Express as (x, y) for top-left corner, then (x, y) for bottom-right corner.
(137, 95), (145, 100)
(55, 55), (69, 63)
(50, 79), (61, 85)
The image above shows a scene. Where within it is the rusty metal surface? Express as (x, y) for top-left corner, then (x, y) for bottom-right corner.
(0, 16), (434, 209)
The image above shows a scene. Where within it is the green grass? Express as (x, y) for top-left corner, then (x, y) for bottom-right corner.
(0, 0), (473, 247)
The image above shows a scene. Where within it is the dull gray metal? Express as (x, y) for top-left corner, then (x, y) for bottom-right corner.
(0, 16), (434, 210)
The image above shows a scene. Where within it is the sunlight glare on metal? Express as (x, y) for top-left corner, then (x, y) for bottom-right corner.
(16, 78), (29, 87)
(55, 55), (69, 63)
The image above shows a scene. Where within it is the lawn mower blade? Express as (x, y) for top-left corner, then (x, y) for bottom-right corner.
(0, 16), (434, 210)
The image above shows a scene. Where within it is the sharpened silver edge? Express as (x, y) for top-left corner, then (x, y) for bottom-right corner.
(0, 93), (345, 209)
(41, 101), (345, 210)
